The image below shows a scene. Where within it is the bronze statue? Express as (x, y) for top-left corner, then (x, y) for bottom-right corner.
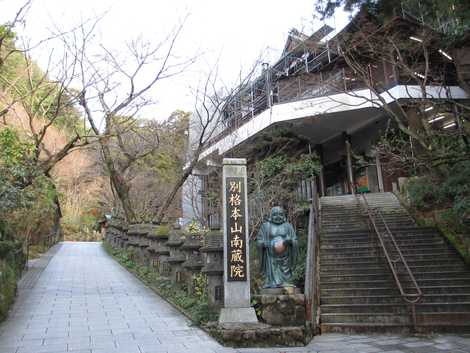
(256, 207), (298, 288)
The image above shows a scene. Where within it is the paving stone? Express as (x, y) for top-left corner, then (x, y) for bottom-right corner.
(0, 243), (221, 353)
(2, 243), (470, 353)
(17, 344), (67, 353)
(403, 341), (435, 348)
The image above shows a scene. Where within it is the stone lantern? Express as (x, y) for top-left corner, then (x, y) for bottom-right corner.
(166, 227), (185, 285)
(127, 224), (140, 253)
(136, 224), (151, 265)
(120, 222), (129, 249)
(105, 220), (116, 246)
(112, 219), (122, 248)
(200, 229), (224, 309)
(181, 233), (203, 294)
(146, 224), (158, 267)
(148, 225), (171, 275)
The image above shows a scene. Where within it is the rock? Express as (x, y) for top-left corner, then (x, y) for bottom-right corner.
(256, 293), (306, 326)
(208, 324), (307, 347)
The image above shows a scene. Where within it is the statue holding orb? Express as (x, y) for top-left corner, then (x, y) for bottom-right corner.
(256, 206), (298, 289)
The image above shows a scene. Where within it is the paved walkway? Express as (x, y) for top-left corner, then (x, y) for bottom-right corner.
(0, 242), (468, 353)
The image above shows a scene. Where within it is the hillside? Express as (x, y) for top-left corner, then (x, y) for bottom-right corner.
(0, 95), (108, 241)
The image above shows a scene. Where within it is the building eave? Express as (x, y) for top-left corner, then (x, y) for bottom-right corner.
(197, 84), (468, 162)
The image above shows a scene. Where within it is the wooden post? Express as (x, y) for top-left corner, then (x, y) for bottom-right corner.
(317, 145), (326, 197)
(376, 153), (384, 192)
(304, 178), (319, 334)
(344, 133), (354, 194)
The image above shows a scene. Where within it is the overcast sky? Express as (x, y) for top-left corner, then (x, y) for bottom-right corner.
(0, 0), (350, 120)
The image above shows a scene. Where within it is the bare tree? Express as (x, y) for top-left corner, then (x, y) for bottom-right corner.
(56, 16), (196, 223)
(0, 20), (89, 187)
(327, 14), (470, 173)
(154, 62), (260, 223)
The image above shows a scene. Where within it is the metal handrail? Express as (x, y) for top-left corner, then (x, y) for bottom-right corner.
(350, 187), (423, 328)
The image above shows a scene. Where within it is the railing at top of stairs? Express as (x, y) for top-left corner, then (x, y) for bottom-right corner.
(350, 186), (423, 329)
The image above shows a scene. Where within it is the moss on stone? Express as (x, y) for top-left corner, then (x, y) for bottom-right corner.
(150, 225), (170, 238)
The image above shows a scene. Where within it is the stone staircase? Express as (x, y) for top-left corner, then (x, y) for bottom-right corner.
(319, 192), (470, 333)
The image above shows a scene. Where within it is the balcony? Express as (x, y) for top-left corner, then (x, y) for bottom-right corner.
(208, 60), (366, 150)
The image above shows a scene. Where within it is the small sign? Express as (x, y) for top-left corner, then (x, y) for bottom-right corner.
(225, 177), (247, 281)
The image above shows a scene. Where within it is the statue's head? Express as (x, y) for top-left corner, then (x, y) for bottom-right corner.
(269, 206), (286, 225)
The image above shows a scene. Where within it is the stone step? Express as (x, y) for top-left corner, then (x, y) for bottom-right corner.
(319, 192), (470, 332)
(321, 237), (444, 247)
(320, 322), (470, 334)
(321, 251), (459, 263)
(321, 249), (458, 261)
(321, 263), (468, 275)
(322, 210), (409, 216)
(320, 322), (413, 334)
(320, 312), (410, 324)
(417, 312), (470, 326)
(321, 226), (368, 232)
(321, 229), (439, 239)
(321, 273), (394, 282)
(321, 277), (470, 289)
(320, 237), (443, 248)
(321, 303), (408, 314)
(321, 270), (470, 283)
(325, 247), (458, 259)
(322, 225), (437, 233)
(322, 215), (411, 220)
(322, 209), (406, 213)
(321, 205), (403, 211)
(320, 257), (461, 267)
(416, 302), (470, 313)
(321, 285), (470, 297)
(321, 241), (447, 252)
(321, 293), (470, 305)
(321, 224), (415, 231)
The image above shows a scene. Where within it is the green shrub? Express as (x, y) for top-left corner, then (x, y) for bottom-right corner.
(441, 162), (470, 201)
(0, 261), (16, 321)
(407, 177), (439, 210)
(406, 161), (470, 260)
(292, 229), (308, 289)
(0, 240), (25, 322)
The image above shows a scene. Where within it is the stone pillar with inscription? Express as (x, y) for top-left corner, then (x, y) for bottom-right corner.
(218, 158), (258, 324)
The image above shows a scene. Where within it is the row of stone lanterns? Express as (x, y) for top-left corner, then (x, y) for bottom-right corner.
(104, 219), (224, 310)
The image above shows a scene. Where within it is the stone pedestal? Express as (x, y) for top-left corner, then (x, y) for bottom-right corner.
(252, 293), (305, 326)
(206, 322), (306, 347)
(260, 287), (301, 295)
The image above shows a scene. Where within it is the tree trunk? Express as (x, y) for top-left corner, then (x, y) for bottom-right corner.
(453, 46), (470, 98)
(155, 149), (201, 224)
(100, 142), (136, 223)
